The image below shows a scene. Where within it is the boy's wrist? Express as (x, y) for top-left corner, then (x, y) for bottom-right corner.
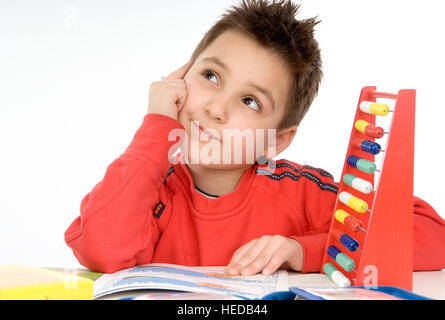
(291, 238), (304, 272)
(144, 112), (183, 126)
(147, 110), (178, 122)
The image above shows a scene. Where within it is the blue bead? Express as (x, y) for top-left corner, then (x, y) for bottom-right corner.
(361, 140), (381, 155)
(327, 245), (341, 259)
(340, 234), (359, 252)
(347, 155), (360, 168)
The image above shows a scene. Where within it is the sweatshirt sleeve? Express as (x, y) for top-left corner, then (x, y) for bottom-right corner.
(64, 114), (184, 273)
(290, 171), (338, 273)
(412, 196), (445, 271)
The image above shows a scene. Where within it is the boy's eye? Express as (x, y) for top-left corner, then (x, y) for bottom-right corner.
(202, 69), (261, 111)
(203, 70), (218, 84)
(243, 97), (261, 111)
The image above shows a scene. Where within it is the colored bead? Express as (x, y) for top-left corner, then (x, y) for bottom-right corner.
(335, 210), (366, 233)
(355, 119), (369, 133)
(347, 155), (377, 174)
(328, 245), (341, 259)
(334, 209), (349, 224)
(323, 262), (337, 277)
(355, 120), (385, 138)
(339, 234), (360, 252)
(331, 270), (352, 287)
(323, 263), (351, 287)
(331, 228), (360, 252)
(343, 174), (374, 194)
(360, 101), (390, 116)
(337, 254), (356, 272)
(327, 245), (356, 272)
(339, 191), (368, 213)
(352, 138), (382, 155)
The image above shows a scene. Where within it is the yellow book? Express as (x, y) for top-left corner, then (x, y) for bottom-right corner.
(0, 264), (94, 300)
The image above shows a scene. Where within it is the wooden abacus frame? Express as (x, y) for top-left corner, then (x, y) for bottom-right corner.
(321, 86), (416, 291)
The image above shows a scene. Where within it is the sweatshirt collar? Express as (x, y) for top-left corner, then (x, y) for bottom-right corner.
(172, 153), (257, 216)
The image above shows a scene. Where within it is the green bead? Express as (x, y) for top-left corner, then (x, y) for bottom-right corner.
(343, 174), (356, 187)
(356, 159), (377, 174)
(323, 263), (337, 277)
(336, 253), (356, 272)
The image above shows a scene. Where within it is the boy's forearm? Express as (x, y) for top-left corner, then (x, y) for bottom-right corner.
(65, 114), (184, 273)
(125, 113), (185, 165)
(291, 233), (328, 273)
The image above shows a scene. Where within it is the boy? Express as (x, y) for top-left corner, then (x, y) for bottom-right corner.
(65, 0), (445, 275)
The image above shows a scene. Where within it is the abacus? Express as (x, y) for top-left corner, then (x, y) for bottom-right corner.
(321, 86), (416, 291)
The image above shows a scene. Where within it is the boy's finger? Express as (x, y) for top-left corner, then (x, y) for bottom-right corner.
(228, 237), (270, 275)
(176, 86), (188, 112)
(225, 240), (257, 274)
(165, 60), (194, 80)
(262, 250), (287, 275)
(240, 242), (277, 276)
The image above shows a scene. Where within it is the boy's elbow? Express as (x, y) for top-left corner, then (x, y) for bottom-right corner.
(66, 232), (136, 274)
(72, 247), (135, 274)
(86, 260), (127, 274)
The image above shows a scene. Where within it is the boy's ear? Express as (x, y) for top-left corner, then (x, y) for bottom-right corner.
(264, 125), (297, 159)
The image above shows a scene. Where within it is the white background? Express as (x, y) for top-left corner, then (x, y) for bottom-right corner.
(1, 0), (444, 269)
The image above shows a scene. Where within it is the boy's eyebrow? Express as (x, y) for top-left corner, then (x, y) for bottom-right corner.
(200, 56), (275, 110)
(201, 56), (230, 73)
(246, 81), (275, 111)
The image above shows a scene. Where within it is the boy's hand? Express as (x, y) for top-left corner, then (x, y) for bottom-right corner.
(147, 60), (194, 121)
(225, 235), (303, 276)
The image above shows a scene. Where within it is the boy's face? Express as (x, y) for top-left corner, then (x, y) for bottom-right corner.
(178, 30), (295, 168)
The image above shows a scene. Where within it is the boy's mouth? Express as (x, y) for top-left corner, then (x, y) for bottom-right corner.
(191, 120), (220, 142)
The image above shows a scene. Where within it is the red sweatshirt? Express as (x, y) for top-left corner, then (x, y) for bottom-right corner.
(65, 114), (445, 273)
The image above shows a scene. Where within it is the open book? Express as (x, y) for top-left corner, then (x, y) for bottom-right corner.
(94, 263), (287, 299)
(94, 263), (337, 300)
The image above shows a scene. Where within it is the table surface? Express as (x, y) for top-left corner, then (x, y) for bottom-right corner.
(411, 270), (445, 299)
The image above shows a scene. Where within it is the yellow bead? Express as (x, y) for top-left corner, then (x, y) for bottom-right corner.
(355, 120), (370, 134)
(369, 103), (389, 116)
(335, 209), (349, 224)
(348, 196), (368, 213)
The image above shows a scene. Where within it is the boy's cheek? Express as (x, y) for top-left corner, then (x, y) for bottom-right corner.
(183, 79), (212, 112)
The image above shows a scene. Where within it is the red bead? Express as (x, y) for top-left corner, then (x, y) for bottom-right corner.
(364, 124), (384, 138)
(344, 215), (364, 232)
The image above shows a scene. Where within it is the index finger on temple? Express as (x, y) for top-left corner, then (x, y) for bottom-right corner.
(165, 60), (194, 80)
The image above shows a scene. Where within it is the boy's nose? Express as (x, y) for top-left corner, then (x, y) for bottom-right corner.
(204, 101), (228, 123)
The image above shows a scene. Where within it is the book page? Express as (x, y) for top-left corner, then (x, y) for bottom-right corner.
(94, 263), (289, 300)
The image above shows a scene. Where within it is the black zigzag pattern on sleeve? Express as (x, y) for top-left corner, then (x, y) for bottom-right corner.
(264, 161), (335, 180)
(255, 167), (338, 194)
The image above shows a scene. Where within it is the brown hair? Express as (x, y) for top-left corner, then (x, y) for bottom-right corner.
(190, 0), (322, 129)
